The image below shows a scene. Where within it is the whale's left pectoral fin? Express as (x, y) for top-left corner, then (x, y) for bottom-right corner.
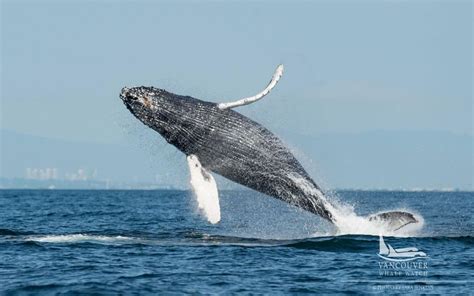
(186, 155), (221, 224)
(218, 64), (284, 110)
(368, 211), (419, 232)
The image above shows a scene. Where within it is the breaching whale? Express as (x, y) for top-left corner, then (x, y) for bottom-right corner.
(120, 65), (418, 231)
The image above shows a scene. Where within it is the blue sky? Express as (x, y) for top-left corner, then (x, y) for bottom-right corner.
(1, 1), (472, 189)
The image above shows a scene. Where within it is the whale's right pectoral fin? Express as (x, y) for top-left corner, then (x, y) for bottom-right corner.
(368, 211), (419, 232)
(218, 64), (284, 110)
(186, 155), (221, 224)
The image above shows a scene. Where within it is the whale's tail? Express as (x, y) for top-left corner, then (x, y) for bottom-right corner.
(368, 211), (418, 232)
(330, 207), (421, 235)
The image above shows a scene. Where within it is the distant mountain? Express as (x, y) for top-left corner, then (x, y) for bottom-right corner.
(1, 129), (472, 190)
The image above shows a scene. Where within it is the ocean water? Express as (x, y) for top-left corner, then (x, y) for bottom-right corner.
(0, 189), (472, 294)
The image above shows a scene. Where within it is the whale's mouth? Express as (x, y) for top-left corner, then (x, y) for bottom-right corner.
(120, 86), (154, 110)
(120, 86), (130, 99)
(120, 86), (137, 106)
(120, 86), (141, 103)
(120, 87), (138, 115)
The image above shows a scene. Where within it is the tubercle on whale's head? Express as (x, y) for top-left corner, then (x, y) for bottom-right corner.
(120, 86), (162, 112)
(120, 86), (175, 133)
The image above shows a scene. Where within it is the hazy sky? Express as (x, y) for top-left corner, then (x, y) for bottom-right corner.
(2, 1), (472, 144)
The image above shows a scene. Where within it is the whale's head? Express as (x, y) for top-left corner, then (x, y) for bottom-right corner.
(120, 86), (180, 135)
(120, 86), (216, 149)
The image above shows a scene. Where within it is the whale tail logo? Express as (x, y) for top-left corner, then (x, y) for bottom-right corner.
(378, 235), (427, 261)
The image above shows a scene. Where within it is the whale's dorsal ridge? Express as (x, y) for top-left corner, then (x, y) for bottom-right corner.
(218, 64), (284, 110)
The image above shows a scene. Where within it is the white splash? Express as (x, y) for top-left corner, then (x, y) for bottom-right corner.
(187, 155), (221, 224)
(26, 234), (137, 244)
(287, 173), (424, 237)
(330, 202), (425, 237)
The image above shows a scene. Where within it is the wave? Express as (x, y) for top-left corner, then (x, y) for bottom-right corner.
(184, 232), (474, 249)
(1, 229), (471, 248)
(0, 228), (34, 236)
(25, 234), (144, 244)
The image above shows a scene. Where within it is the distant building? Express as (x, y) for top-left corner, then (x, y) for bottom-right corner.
(65, 168), (95, 181)
(25, 167), (59, 180)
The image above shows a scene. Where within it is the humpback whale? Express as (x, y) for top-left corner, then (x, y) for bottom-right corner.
(121, 65), (418, 231)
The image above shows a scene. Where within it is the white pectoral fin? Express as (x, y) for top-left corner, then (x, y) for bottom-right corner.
(187, 155), (221, 224)
(218, 64), (284, 110)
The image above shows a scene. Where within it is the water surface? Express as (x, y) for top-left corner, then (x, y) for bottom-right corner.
(0, 190), (472, 294)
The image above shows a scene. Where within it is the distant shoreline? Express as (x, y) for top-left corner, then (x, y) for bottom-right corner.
(0, 188), (472, 193)
(1, 177), (471, 192)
